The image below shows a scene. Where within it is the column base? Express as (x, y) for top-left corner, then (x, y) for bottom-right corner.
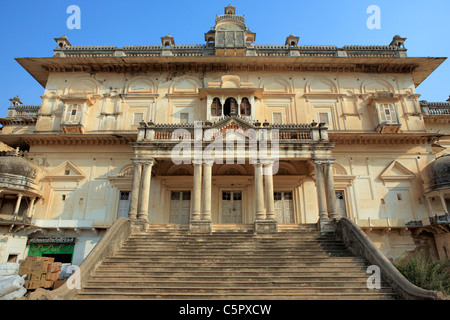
(131, 219), (149, 232)
(189, 220), (212, 233)
(318, 218), (336, 233)
(254, 219), (278, 234)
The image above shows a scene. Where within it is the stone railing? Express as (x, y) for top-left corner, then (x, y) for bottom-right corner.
(137, 118), (326, 142)
(0, 148), (28, 158)
(336, 217), (444, 300)
(53, 41), (407, 59)
(429, 214), (450, 225)
(7, 105), (41, 118)
(420, 101), (450, 116)
(215, 14), (245, 24)
(49, 218), (131, 300)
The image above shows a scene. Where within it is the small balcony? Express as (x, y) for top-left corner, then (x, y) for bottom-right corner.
(376, 121), (401, 133)
(60, 123), (85, 134)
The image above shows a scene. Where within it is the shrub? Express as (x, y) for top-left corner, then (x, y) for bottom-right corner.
(395, 249), (450, 296)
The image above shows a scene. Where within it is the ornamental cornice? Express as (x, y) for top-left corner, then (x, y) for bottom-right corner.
(20, 134), (136, 146)
(328, 132), (439, 145)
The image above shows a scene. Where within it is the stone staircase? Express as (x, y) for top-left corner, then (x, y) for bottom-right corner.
(76, 224), (398, 300)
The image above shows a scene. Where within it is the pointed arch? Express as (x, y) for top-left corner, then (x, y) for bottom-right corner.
(126, 77), (155, 93)
(65, 77), (99, 95)
(361, 79), (395, 94)
(306, 78), (337, 93)
(170, 76), (201, 94)
(260, 78), (292, 93)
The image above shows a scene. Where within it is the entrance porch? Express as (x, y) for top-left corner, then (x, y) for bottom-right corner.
(128, 116), (339, 232)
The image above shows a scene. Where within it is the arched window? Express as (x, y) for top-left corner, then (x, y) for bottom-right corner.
(240, 98), (251, 116)
(224, 97), (238, 116)
(211, 98), (222, 117)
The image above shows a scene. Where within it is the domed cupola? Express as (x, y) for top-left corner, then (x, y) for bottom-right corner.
(421, 154), (450, 194)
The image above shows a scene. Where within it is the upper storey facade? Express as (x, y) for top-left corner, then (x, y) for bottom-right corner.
(1, 5), (447, 141)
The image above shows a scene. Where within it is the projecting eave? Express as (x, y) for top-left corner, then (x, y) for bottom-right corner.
(15, 55), (446, 88)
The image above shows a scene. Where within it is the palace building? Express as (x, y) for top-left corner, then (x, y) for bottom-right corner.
(0, 5), (449, 285)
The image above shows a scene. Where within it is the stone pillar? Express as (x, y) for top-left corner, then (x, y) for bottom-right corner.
(190, 159), (211, 233)
(314, 161), (328, 220)
(324, 160), (339, 219)
(254, 161), (277, 233)
(201, 159), (214, 221)
(254, 161), (265, 220)
(25, 197), (36, 224)
(425, 196), (434, 217)
(191, 160), (203, 221)
(439, 192), (448, 214)
(128, 159), (143, 220)
(137, 159), (154, 221)
(315, 160), (334, 232)
(263, 161), (275, 221)
(13, 193), (23, 221)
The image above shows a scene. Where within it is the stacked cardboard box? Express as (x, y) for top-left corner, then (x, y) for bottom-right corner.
(18, 257), (62, 290)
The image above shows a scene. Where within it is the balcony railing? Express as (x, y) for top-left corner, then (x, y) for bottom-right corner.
(137, 117), (327, 143)
(420, 101), (450, 116)
(7, 105), (41, 118)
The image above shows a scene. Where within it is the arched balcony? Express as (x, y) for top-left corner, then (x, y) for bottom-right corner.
(0, 151), (43, 225)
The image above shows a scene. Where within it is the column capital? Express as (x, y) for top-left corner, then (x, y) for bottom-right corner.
(313, 158), (335, 166)
(131, 157), (155, 165)
(203, 158), (215, 166)
(143, 159), (156, 166)
(260, 158), (276, 166)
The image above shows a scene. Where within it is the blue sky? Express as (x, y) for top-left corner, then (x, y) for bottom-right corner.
(0, 0), (449, 117)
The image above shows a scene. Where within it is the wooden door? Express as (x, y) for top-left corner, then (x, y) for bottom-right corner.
(222, 191), (242, 224)
(274, 192), (294, 223)
(169, 191), (191, 224)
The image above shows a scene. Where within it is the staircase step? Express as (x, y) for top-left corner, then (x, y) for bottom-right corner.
(84, 279), (387, 288)
(77, 292), (397, 300)
(80, 285), (395, 295)
(103, 257), (367, 265)
(88, 273), (376, 282)
(76, 226), (398, 300)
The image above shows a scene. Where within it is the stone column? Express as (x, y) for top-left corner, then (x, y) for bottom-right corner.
(263, 161), (275, 221)
(324, 160), (339, 219)
(137, 159), (154, 221)
(201, 159), (214, 221)
(254, 161), (265, 220)
(314, 161), (328, 220)
(439, 192), (448, 214)
(25, 197), (37, 224)
(191, 160), (203, 221)
(191, 159), (213, 233)
(128, 159), (143, 220)
(13, 193), (23, 221)
(425, 196), (434, 217)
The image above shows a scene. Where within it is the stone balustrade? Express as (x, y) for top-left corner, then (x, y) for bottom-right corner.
(7, 105), (41, 118)
(420, 101), (450, 116)
(136, 117), (324, 143)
